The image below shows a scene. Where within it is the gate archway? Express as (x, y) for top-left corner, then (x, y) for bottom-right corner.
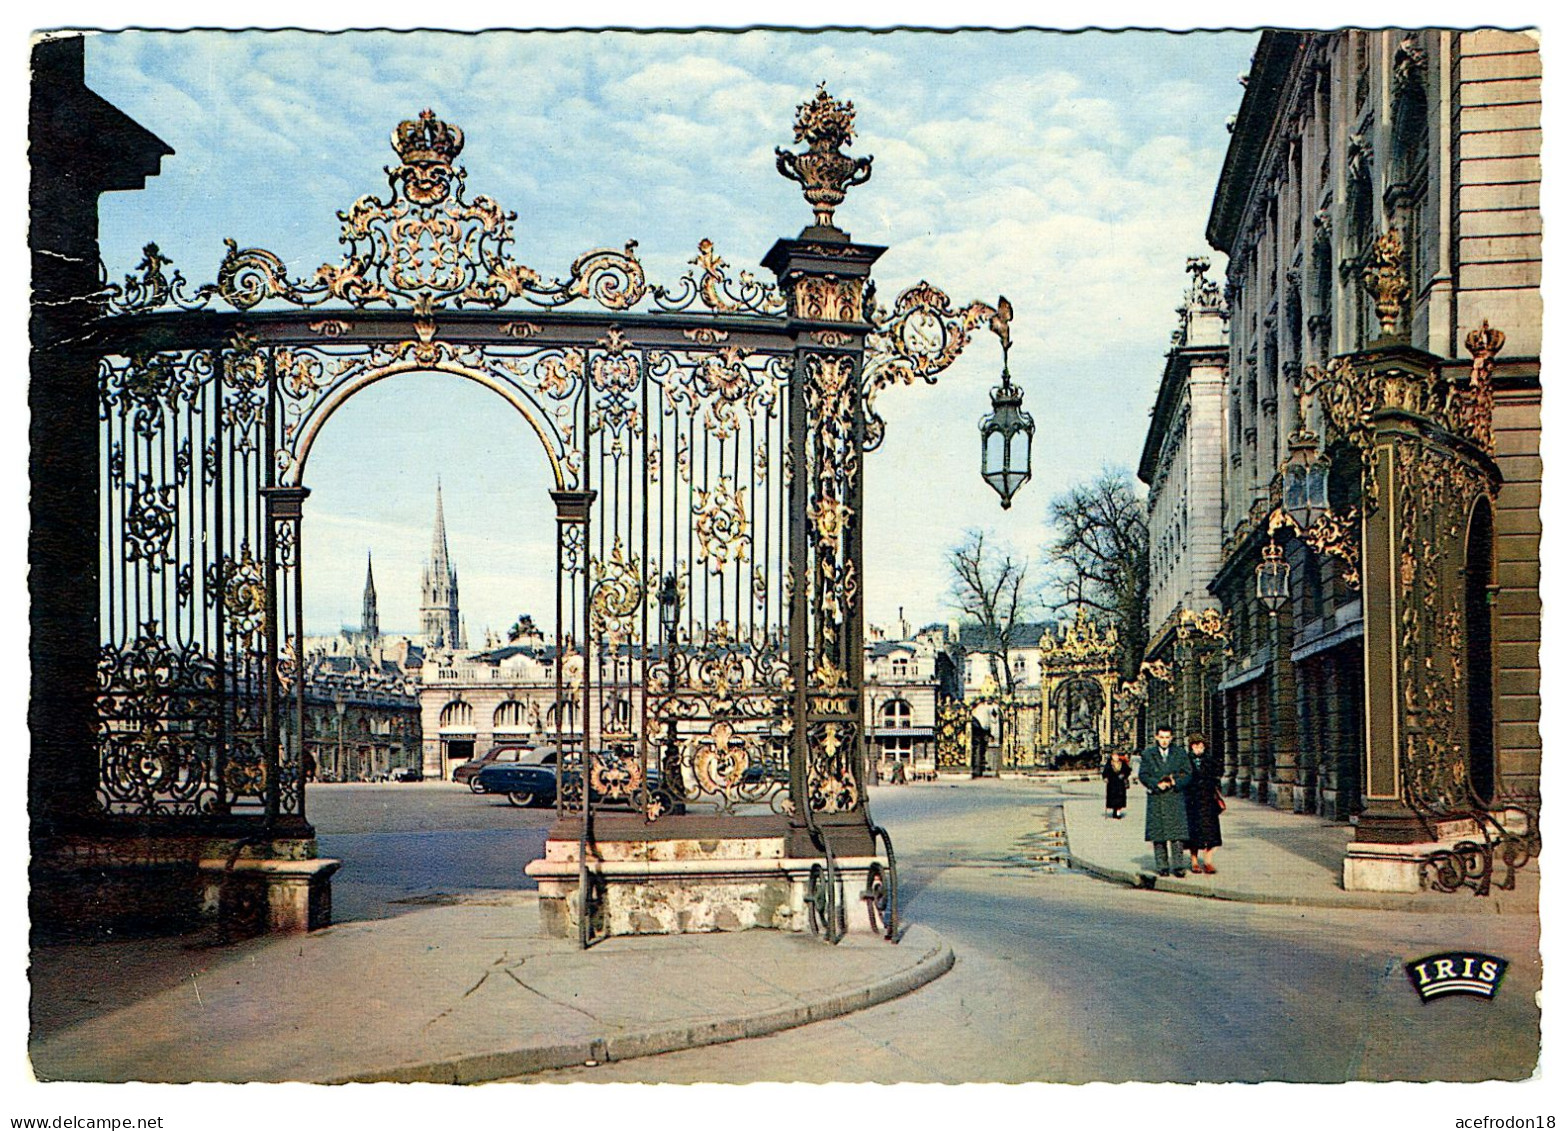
(73, 91), (1014, 942)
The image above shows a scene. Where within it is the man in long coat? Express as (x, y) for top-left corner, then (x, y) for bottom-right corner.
(1139, 724), (1194, 877)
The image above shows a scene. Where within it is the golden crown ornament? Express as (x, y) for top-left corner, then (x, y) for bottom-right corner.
(391, 109), (465, 206)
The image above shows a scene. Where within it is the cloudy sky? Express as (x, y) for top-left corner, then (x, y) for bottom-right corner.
(86, 28), (1259, 638)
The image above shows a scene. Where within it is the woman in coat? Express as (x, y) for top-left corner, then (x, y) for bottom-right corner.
(1183, 732), (1224, 874)
(1102, 751), (1131, 818)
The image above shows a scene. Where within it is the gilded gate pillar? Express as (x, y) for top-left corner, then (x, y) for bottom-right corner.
(1349, 345), (1502, 841)
(764, 88), (885, 858)
(766, 232), (883, 857)
(1324, 339), (1504, 888)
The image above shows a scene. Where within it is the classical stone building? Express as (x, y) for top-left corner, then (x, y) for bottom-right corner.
(1139, 258), (1233, 748)
(864, 632), (949, 780)
(420, 637), (589, 778)
(297, 654), (423, 782)
(1204, 29), (1540, 891)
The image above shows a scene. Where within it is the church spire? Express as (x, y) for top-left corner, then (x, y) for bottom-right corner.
(361, 551), (380, 643)
(430, 478), (451, 572)
(420, 480), (462, 651)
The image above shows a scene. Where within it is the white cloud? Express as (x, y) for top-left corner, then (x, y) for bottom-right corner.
(84, 27), (1258, 632)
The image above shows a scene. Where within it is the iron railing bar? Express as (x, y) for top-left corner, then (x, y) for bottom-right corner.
(212, 350), (228, 811)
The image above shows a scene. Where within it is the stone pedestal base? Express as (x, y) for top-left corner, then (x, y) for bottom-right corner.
(1341, 821), (1487, 892)
(30, 831), (329, 939)
(1342, 841), (1433, 892)
(525, 833), (887, 939)
(197, 858), (341, 934)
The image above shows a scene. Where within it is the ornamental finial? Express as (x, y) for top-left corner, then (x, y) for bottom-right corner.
(1465, 319), (1506, 370)
(1361, 227), (1410, 338)
(775, 84), (874, 232)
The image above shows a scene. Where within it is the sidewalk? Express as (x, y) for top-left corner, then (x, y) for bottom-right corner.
(1060, 778), (1538, 914)
(29, 893), (952, 1084)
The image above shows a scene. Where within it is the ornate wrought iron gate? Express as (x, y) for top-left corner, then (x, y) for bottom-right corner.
(88, 92), (1008, 933)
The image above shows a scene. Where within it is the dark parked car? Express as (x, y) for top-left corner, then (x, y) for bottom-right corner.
(453, 744), (541, 791)
(476, 757), (560, 808)
(476, 750), (664, 809)
(389, 766), (423, 782)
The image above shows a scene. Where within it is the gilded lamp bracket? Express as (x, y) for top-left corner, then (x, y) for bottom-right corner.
(1265, 504), (1361, 589)
(860, 284), (1013, 452)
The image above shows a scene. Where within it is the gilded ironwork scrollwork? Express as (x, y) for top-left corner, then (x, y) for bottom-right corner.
(935, 700), (973, 772)
(693, 477), (751, 574)
(648, 625), (792, 817)
(861, 282), (1009, 451)
(106, 110), (650, 317)
(96, 620), (222, 816)
(653, 239), (787, 315)
(805, 353), (859, 651)
(807, 721), (861, 813)
(1388, 433), (1534, 893)
(590, 537), (643, 649)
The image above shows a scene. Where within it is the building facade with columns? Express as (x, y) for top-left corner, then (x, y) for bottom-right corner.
(1139, 257), (1233, 749)
(1205, 29), (1540, 891)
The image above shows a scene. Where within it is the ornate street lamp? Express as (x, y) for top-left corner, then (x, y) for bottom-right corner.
(1281, 424), (1332, 533)
(657, 571), (680, 644)
(1256, 541), (1291, 617)
(657, 572), (685, 810)
(979, 303), (1033, 509)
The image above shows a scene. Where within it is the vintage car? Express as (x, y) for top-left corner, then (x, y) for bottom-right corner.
(475, 749), (667, 809)
(453, 743), (542, 792)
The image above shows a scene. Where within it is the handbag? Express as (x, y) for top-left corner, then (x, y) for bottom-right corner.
(1216, 791), (1227, 812)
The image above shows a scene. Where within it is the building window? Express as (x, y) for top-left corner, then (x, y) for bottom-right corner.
(1389, 39), (1430, 312)
(892, 656), (910, 678)
(494, 700), (527, 729)
(884, 735), (914, 763)
(603, 696), (632, 732)
(439, 699), (473, 728)
(881, 699), (913, 729)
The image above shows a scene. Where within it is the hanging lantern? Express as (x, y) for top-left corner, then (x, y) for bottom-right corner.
(980, 368), (1034, 509)
(1256, 540), (1291, 616)
(1281, 425), (1331, 532)
(657, 571), (681, 641)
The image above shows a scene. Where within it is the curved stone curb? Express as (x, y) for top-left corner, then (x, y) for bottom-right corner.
(329, 927), (956, 1084)
(1066, 843), (1535, 915)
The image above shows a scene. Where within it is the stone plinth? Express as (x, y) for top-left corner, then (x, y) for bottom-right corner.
(1342, 841), (1432, 892)
(30, 831), (327, 939)
(197, 858), (341, 934)
(1341, 819), (1494, 893)
(525, 833), (887, 939)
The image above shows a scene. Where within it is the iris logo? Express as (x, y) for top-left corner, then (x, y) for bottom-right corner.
(1404, 952), (1508, 1001)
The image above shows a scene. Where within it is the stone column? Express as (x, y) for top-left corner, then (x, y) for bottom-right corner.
(1268, 598), (1301, 812)
(29, 38), (170, 850)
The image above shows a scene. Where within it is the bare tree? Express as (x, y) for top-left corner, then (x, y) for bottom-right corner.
(1043, 469), (1150, 681)
(948, 530), (1032, 697)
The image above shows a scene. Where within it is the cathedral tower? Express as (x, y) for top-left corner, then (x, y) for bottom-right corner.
(360, 551), (380, 644)
(420, 482), (464, 650)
